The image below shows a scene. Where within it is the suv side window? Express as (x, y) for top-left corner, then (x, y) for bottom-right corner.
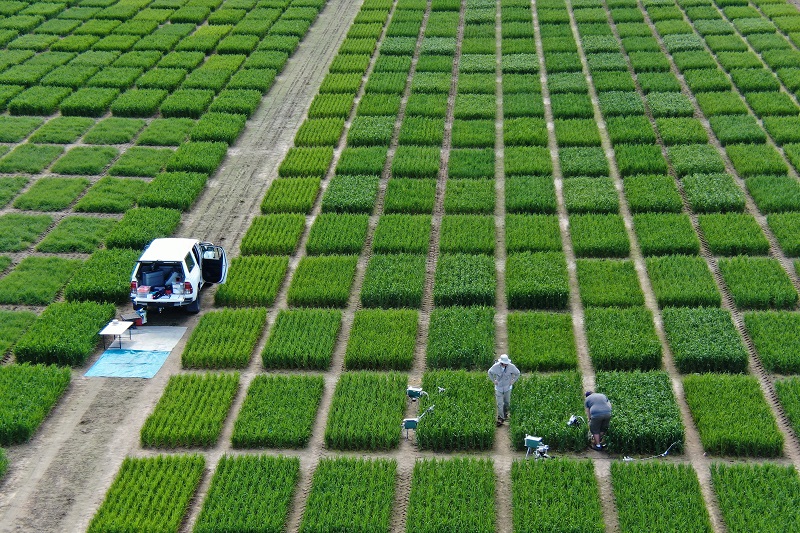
(185, 252), (196, 272)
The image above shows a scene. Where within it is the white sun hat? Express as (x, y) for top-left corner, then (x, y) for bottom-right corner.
(499, 354), (511, 364)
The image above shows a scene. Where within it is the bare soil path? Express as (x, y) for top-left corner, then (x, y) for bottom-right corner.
(0, 0), (360, 530)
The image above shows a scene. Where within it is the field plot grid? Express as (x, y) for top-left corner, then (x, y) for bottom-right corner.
(4, 0), (800, 530)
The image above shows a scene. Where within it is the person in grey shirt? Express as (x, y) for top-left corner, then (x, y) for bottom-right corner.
(488, 354), (520, 426)
(585, 390), (612, 451)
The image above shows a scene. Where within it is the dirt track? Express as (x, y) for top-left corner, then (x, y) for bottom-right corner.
(0, 0), (360, 529)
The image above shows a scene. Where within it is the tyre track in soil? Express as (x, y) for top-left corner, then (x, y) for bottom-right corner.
(0, 0), (361, 531)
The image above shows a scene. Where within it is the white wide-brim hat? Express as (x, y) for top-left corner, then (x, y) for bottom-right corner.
(499, 354), (511, 364)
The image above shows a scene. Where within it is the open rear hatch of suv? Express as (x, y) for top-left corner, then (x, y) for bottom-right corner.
(200, 243), (228, 284)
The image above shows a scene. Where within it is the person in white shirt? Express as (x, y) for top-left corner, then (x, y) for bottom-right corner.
(488, 354), (520, 426)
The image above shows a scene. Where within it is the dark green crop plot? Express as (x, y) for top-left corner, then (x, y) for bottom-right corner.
(51, 146), (118, 175)
(0, 177), (27, 208)
(605, 116), (656, 145)
(137, 117), (194, 146)
(288, 255), (358, 307)
(239, 214), (305, 255)
(746, 312), (800, 374)
(663, 307), (748, 373)
(719, 256), (798, 309)
(84, 117), (144, 144)
(215, 255), (289, 308)
(767, 212), (800, 255)
(614, 144), (667, 177)
(294, 115), (346, 146)
(325, 372), (406, 451)
(427, 306), (494, 370)
(624, 174), (682, 213)
(302, 457), (397, 532)
(434, 253), (496, 307)
(64, 248), (141, 304)
(563, 177), (618, 214)
(346, 116), (392, 147)
(29, 117), (93, 144)
(598, 90), (644, 116)
(506, 251), (569, 310)
(109, 147), (171, 177)
(110, 88), (168, 117)
(586, 307), (661, 371)
(306, 213), (369, 255)
(0, 144), (63, 173)
(597, 370), (683, 454)
(346, 309), (418, 370)
(406, 458), (495, 533)
(577, 259), (644, 308)
(440, 215), (494, 255)
(141, 373), (239, 448)
(684, 374), (782, 457)
(444, 179), (494, 214)
(505, 147), (552, 176)
(262, 309), (340, 370)
(166, 141), (227, 173)
(612, 462), (712, 533)
(336, 146), (387, 176)
(0, 363), (70, 445)
(36, 216), (115, 254)
(194, 455), (299, 532)
(209, 89), (263, 116)
(0, 256), (80, 306)
(448, 148), (495, 179)
(105, 207), (182, 250)
(160, 88), (214, 118)
(646, 254), (721, 307)
(633, 213), (700, 256)
(372, 215), (431, 254)
(711, 463), (800, 533)
(570, 214), (629, 258)
(698, 213), (769, 256)
(361, 253), (425, 308)
(15, 301), (115, 366)
(503, 117), (547, 147)
(75, 177), (147, 213)
(182, 308), (266, 369)
(321, 174), (378, 213)
(12, 177), (87, 212)
(0, 115), (42, 142)
(398, 116), (445, 146)
(382, 178), (434, 214)
(505, 214), (561, 253)
(559, 147), (609, 177)
(0, 213), (53, 252)
(763, 116), (800, 145)
(512, 459), (604, 533)
(683, 172), (745, 213)
(726, 143), (788, 177)
(392, 146), (440, 179)
(261, 177), (320, 214)
(508, 312), (577, 371)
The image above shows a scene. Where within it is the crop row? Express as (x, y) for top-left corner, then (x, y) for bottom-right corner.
(140, 372), (239, 448)
(182, 307), (267, 368)
(0, 363), (71, 445)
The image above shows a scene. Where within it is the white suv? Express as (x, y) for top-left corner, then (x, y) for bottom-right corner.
(130, 238), (228, 313)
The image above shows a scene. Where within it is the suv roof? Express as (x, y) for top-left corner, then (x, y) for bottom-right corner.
(138, 238), (199, 262)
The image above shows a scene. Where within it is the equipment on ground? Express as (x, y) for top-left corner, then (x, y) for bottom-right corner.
(567, 414), (586, 427)
(524, 435), (551, 460)
(406, 387), (428, 401)
(623, 441), (682, 462)
(403, 405), (435, 439)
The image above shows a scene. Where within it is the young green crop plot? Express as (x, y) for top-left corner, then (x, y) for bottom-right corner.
(612, 462), (712, 533)
(512, 459), (604, 533)
(8, 0), (800, 528)
(88, 455), (204, 533)
(141, 372), (239, 448)
(324, 371), (406, 450)
(232, 375), (323, 448)
(195, 455), (299, 533)
(406, 458), (495, 533)
(300, 457), (396, 533)
(0, 363), (70, 445)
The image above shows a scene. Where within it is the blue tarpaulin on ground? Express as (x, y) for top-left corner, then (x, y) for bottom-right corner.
(85, 326), (186, 378)
(85, 350), (171, 378)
